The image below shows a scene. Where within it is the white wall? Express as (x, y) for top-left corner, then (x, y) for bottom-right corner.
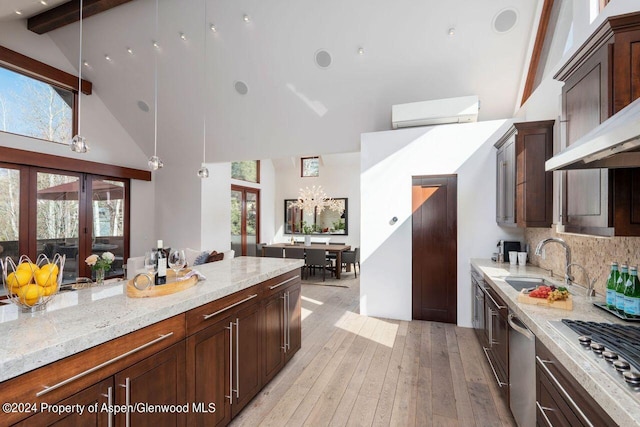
(360, 121), (523, 325)
(0, 20), (155, 258)
(274, 153), (361, 248)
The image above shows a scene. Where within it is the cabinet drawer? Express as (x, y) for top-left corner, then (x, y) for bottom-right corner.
(262, 270), (302, 298)
(0, 314), (185, 426)
(535, 339), (614, 427)
(186, 284), (261, 335)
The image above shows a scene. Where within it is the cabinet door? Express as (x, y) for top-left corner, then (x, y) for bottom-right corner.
(186, 316), (232, 427)
(562, 56), (611, 233)
(116, 343), (186, 427)
(286, 283), (302, 361)
(496, 139), (515, 225)
(12, 378), (113, 427)
(262, 291), (285, 384)
(536, 369), (581, 427)
(232, 301), (262, 416)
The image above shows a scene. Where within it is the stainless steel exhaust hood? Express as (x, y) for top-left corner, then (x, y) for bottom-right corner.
(546, 97), (640, 171)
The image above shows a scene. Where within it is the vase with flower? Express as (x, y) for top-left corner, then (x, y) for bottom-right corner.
(85, 252), (115, 285)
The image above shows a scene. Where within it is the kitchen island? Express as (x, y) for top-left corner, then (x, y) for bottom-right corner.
(0, 256), (303, 426)
(472, 259), (639, 427)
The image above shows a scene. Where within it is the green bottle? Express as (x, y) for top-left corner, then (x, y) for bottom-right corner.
(624, 267), (640, 318)
(616, 264), (629, 313)
(606, 262), (619, 309)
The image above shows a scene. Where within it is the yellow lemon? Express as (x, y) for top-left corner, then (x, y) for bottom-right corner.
(7, 270), (32, 287)
(18, 284), (44, 306)
(39, 263), (59, 276)
(17, 262), (39, 273)
(35, 269), (57, 287)
(42, 285), (56, 296)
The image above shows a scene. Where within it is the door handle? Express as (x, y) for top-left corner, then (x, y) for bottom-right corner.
(119, 378), (131, 427)
(286, 291), (291, 351)
(225, 322), (233, 405)
(101, 386), (113, 427)
(235, 318), (240, 399)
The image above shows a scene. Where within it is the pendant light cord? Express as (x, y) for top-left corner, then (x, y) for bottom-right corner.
(77, 0), (83, 135)
(153, 0), (158, 157)
(202, 0), (207, 164)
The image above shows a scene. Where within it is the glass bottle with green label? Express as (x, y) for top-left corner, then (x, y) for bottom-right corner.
(624, 267), (640, 318)
(616, 264), (629, 313)
(606, 262), (619, 309)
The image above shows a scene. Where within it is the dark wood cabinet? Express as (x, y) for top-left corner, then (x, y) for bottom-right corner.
(535, 339), (615, 427)
(262, 278), (302, 383)
(115, 343), (186, 427)
(495, 121), (554, 228)
(555, 11), (640, 236)
(13, 378), (113, 427)
(232, 301), (262, 416)
(186, 315), (233, 427)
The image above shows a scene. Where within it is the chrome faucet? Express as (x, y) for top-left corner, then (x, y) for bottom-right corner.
(566, 262), (597, 297)
(534, 237), (572, 287)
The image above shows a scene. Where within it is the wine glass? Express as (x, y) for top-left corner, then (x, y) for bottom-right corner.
(144, 251), (157, 279)
(168, 249), (186, 279)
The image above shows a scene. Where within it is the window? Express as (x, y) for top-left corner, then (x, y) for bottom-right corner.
(231, 160), (260, 183)
(301, 157), (319, 177)
(0, 66), (73, 144)
(231, 185), (260, 256)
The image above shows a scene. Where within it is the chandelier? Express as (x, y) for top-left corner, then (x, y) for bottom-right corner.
(293, 185), (344, 215)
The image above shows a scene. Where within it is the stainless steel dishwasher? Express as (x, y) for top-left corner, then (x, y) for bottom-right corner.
(508, 312), (535, 427)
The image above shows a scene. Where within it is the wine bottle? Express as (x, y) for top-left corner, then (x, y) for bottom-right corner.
(615, 264), (628, 313)
(624, 267), (640, 318)
(606, 262), (619, 310)
(155, 239), (167, 285)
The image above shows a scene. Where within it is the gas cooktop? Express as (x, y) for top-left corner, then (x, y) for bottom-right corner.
(550, 319), (640, 400)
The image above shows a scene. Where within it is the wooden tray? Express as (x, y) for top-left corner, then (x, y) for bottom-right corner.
(517, 289), (573, 310)
(126, 270), (198, 298)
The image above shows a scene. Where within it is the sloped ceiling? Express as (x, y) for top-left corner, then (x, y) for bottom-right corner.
(5, 0), (538, 163)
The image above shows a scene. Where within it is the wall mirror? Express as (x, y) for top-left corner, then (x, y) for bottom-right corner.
(284, 198), (348, 235)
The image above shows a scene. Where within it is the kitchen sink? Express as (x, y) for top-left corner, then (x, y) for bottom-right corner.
(505, 276), (556, 292)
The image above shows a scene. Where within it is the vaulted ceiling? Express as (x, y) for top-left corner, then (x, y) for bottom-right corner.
(3, 0), (538, 163)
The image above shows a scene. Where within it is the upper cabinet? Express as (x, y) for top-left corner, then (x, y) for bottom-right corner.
(554, 12), (640, 236)
(495, 121), (554, 228)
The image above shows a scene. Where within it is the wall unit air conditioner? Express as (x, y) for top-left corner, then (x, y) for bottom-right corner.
(391, 95), (479, 129)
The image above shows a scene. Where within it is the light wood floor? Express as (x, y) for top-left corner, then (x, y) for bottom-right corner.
(231, 277), (516, 427)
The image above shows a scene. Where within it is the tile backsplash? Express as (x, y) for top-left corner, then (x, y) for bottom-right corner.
(524, 228), (640, 295)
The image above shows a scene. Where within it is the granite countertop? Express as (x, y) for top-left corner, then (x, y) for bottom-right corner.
(0, 256), (303, 383)
(471, 258), (640, 427)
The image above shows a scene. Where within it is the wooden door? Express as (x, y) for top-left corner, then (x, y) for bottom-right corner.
(232, 301), (262, 416)
(286, 283), (302, 360)
(262, 292), (285, 384)
(116, 343), (186, 427)
(186, 316), (232, 427)
(411, 175), (457, 323)
(231, 185), (260, 256)
(13, 378), (113, 426)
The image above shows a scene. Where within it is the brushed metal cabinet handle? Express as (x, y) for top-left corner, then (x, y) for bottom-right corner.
(536, 401), (554, 427)
(225, 322), (233, 405)
(118, 378), (131, 427)
(234, 318), (240, 399)
(482, 347), (507, 388)
(269, 275), (299, 290)
(101, 386), (113, 427)
(203, 294), (258, 320)
(36, 332), (174, 397)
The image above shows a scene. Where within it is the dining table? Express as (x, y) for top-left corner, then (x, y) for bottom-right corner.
(262, 243), (351, 279)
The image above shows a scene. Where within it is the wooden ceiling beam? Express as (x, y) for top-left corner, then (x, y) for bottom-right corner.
(520, 0), (555, 106)
(28, 0), (134, 35)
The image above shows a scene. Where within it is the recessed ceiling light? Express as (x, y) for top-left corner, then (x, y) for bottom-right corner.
(243, 14), (250, 23)
(105, 54), (112, 61)
(315, 49), (332, 68)
(234, 81), (249, 95)
(152, 40), (160, 49)
(82, 61), (89, 67)
(15, 10), (22, 15)
(210, 23), (217, 32)
(357, 47), (364, 55)
(126, 47), (133, 55)
(448, 28), (456, 36)
(179, 32), (187, 41)
(40, 0), (48, 5)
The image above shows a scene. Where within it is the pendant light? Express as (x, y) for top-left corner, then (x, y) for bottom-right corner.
(197, 0), (210, 178)
(148, 0), (163, 170)
(70, 0), (88, 153)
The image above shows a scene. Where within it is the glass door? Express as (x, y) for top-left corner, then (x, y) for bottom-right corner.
(231, 185), (260, 256)
(34, 170), (83, 283)
(0, 164), (24, 269)
(88, 177), (128, 280)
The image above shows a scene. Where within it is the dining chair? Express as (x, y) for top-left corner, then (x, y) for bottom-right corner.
(284, 246), (306, 278)
(341, 247), (360, 278)
(256, 243), (267, 257)
(305, 248), (333, 281)
(263, 246), (284, 258)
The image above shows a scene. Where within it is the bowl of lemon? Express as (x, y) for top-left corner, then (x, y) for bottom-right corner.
(2, 254), (66, 312)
